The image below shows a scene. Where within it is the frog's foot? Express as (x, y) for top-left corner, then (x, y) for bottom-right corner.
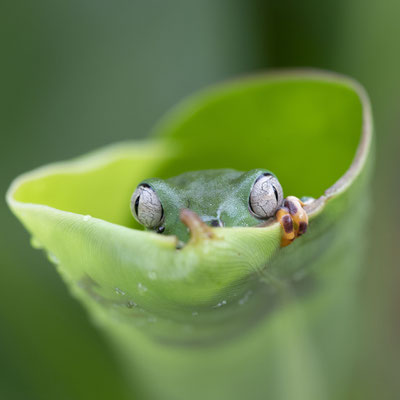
(276, 196), (308, 247)
(180, 209), (214, 244)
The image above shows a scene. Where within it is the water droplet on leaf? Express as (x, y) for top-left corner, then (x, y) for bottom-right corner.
(127, 300), (137, 308)
(115, 287), (126, 296)
(213, 300), (227, 308)
(30, 237), (43, 249)
(47, 252), (59, 265)
(138, 282), (148, 293)
(148, 271), (157, 280)
(238, 290), (253, 305)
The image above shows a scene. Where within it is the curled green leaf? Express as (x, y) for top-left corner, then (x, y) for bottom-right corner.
(6, 70), (373, 399)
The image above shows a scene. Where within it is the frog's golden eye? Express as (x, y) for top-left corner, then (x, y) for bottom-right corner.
(249, 173), (284, 219)
(130, 184), (164, 229)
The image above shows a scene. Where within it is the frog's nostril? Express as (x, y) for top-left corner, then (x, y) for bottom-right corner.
(210, 219), (223, 227)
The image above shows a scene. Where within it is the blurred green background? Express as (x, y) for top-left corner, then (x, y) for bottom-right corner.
(0, 1), (398, 399)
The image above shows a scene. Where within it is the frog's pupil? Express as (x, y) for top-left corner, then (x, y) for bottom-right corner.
(134, 195), (140, 216)
(272, 185), (279, 203)
(160, 206), (164, 221)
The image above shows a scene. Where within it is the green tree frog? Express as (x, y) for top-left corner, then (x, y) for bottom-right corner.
(130, 169), (308, 247)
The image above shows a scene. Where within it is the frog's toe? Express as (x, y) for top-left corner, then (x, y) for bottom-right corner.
(276, 207), (296, 247)
(276, 196), (309, 247)
(180, 209), (214, 244)
(284, 196), (308, 236)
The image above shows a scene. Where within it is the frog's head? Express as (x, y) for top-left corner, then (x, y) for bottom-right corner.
(130, 169), (284, 242)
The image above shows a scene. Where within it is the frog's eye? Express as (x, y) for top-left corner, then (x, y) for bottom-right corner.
(130, 184), (164, 229)
(249, 173), (284, 219)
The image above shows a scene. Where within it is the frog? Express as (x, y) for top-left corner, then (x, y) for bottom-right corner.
(130, 169), (308, 247)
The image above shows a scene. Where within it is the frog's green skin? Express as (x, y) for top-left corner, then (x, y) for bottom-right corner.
(137, 168), (278, 242)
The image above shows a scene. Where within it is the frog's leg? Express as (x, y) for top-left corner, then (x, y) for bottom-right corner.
(276, 196), (308, 247)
